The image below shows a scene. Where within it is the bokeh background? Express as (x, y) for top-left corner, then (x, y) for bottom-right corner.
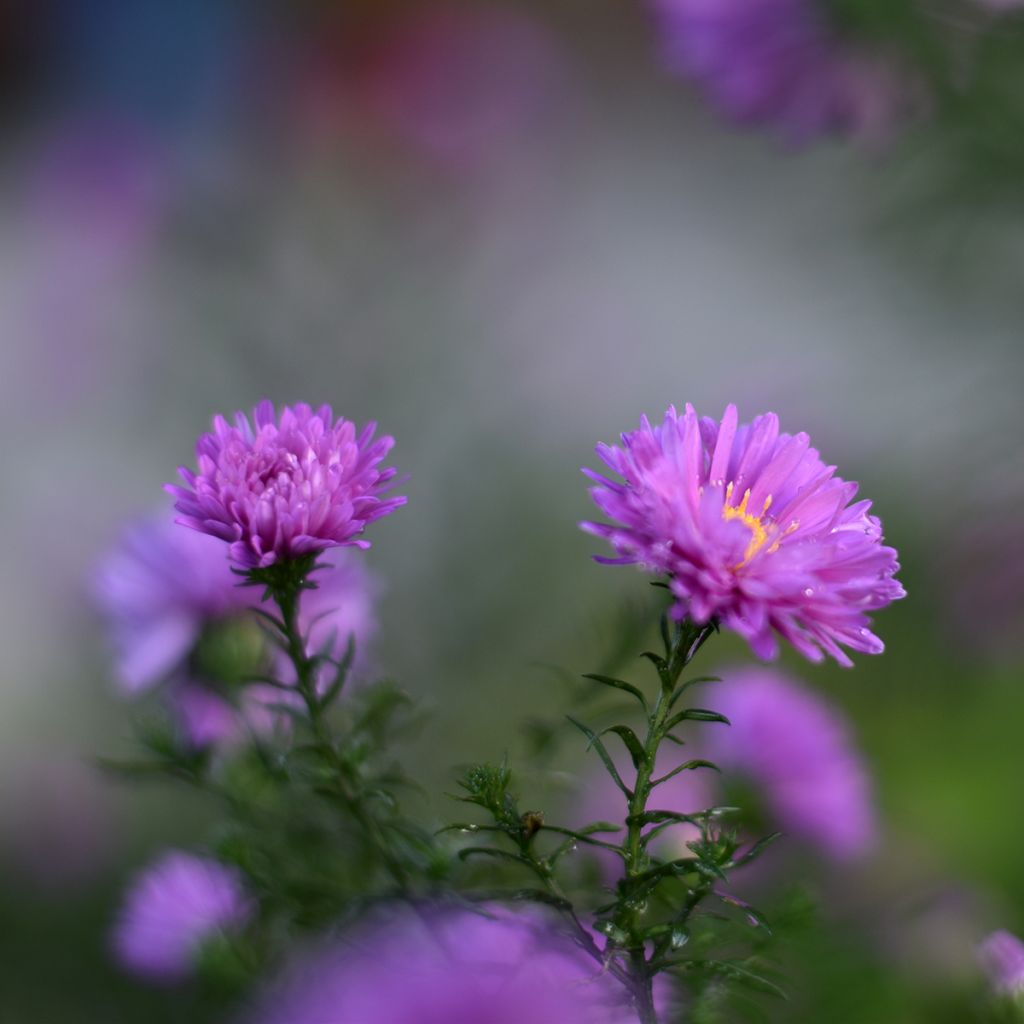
(2, 1), (1023, 1020)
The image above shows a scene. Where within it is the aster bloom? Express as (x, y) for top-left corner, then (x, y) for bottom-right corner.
(248, 906), (629, 1024)
(582, 404), (904, 665)
(707, 667), (877, 861)
(167, 400), (405, 568)
(650, 0), (916, 143)
(111, 850), (252, 982)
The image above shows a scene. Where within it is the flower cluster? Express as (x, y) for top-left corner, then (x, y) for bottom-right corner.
(582, 404), (904, 665)
(167, 400), (405, 568)
(708, 666), (877, 861)
(94, 514), (378, 748)
(649, 0), (916, 142)
(979, 930), (1024, 997)
(111, 851), (252, 982)
(247, 907), (629, 1024)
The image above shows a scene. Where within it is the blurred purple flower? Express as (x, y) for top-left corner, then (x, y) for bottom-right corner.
(248, 905), (629, 1024)
(979, 930), (1024, 996)
(577, 667), (874, 868)
(582, 404), (904, 665)
(95, 515), (380, 694)
(168, 400), (405, 569)
(650, 0), (917, 142)
(94, 517), (254, 695)
(111, 850), (252, 982)
(94, 514), (379, 746)
(708, 666), (877, 862)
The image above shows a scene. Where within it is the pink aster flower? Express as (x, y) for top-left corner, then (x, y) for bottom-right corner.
(248, 906), (629, 1024)
(167, 400), (405, 568)
(111, 850), (252, 982)
(650, 0), (918, 143)
(979, 930), (1024, 997)
(582, 404), (904, 665)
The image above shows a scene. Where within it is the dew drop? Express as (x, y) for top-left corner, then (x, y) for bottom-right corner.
(803, 588), (814, 597)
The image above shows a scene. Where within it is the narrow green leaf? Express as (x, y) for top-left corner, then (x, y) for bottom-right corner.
(600, 724), (648, 771)
(457, 846), (529, 867)
(630, 808), (702, 828)
(665, 708), (731, 731)
(731, 831), (782, 869)
(540, 825), (627, 856)
(435, 823), (503, 836)
(566, 716), (632, 799)
(651, 759), (721, 787)
(668, 675), (722, 709)
(640, 651), (667, 673)
(582, 673), (649, 712)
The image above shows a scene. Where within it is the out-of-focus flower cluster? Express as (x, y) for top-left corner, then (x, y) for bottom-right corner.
(94, 515), (379, 750)
(649, 0), (920, 143)
(247, 906), (631, 1024)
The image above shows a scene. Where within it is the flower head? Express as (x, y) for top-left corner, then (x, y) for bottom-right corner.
(707, 666), (877, 861)
(650, 0), (916, 143)
(111, 850), (252, 982)
(979, 930), (1024, 997)
(582, 404), (904, 665)
(167, 400), (405, 568)
(248, 906), (628, 1024)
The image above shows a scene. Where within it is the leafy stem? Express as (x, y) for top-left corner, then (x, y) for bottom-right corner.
(612, 615), (716, 1024)
(255, 555), (413, 894)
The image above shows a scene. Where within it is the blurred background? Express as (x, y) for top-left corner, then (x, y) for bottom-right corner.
(1, 0), (1023, 1020)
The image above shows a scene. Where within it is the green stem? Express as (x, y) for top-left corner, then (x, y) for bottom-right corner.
(617, 617), (713, 1024)
(268, 562), (412, 894)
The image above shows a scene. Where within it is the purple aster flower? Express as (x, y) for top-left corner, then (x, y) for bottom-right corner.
(94, 515), (379, 744)
(93, 517), (256, 695)
(582, 404), (905, 665)
(247, 905), (629, 1024)
(111, 850), (252, 982)
(650, 0), (917, 143)
(707, 666), (877, 862)
(979, 930), (1024, 996)
(167, 400), (405, 568)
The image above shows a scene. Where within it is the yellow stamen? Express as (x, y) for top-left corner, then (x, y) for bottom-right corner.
(722, 483), (782, 565)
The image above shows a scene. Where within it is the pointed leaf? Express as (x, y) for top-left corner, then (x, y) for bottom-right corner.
(582, 673), (649, 712)
(651, 759), (720, 786)
(600, 724), (648, 771)
(666, 708), (730, 731)
(731, 831), (782, 869)
(566, 716), (632, 799)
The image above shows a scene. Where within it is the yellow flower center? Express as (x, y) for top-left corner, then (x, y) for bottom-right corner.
(722, 482), (775, 565)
